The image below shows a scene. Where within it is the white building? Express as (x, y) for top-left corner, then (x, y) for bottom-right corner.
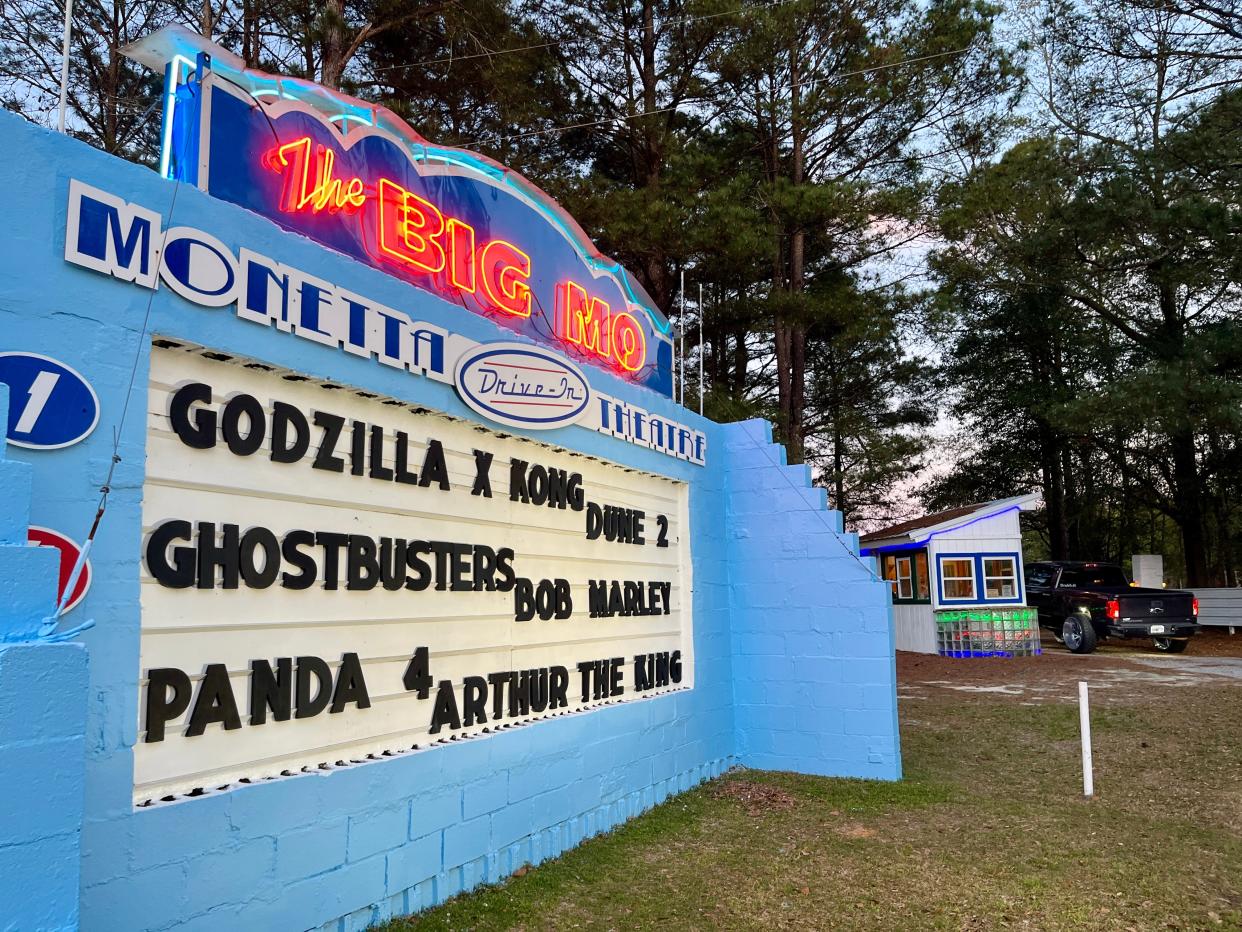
(860, 493), (1042, 655)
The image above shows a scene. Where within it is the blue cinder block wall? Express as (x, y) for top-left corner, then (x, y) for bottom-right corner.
(0, 384), (90, 932)
(723, 420), (901, 779)
(0, 110), (898, 931)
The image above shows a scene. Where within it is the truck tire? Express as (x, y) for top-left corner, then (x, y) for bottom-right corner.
(1062, 615), (1098, 654)
(1153, 637), (1189, 653)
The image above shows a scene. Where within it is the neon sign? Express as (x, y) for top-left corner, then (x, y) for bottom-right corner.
(136, 37), (674, 395)
(264, 137), (365, 213)
(555, 281), (645, 373)
(263, 136), (636, 365)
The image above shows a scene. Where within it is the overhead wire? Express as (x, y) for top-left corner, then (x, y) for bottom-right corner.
(370, 0), (802, 75)
(465, 44), (975, 145)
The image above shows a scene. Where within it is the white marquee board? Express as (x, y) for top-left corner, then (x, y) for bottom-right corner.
(135, 345), (692, 803)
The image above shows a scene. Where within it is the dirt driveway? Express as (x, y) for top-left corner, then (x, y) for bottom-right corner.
(899, 629), (1242, 707)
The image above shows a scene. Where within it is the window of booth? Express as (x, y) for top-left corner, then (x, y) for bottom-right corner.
(983, 556), (1018, 599)
(880, 551), (931, 604)
(913, 551), (930, 600)
(937, 553), (1024, 604)
(896, 558), (913, 599)
(939, 557), (977, 600)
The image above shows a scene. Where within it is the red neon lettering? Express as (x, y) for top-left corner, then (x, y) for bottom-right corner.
(266, 136), (365, 214)
(446, 219), (477, 293)
(556, 281), (611, 359)
(555, 281), (645, 372)
(261, 140), (648, 376)
(610, 311), (646, 372)
(478, 240), (531, 318)
(376, 178), (446, 275)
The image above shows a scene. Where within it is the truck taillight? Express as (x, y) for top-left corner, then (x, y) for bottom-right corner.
(1192, 597), (1199, 617)
(1106, 599), (1120, 620)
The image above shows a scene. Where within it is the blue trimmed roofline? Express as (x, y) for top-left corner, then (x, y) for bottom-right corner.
(859, 492), (1040, 556)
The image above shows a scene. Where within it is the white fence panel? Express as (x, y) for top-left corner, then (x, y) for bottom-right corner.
(1191, 588), (1242, 630)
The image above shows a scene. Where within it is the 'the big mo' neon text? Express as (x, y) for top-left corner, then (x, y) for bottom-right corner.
(264, 137), (646, 374)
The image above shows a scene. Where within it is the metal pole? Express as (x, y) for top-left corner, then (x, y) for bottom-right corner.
(1079, 681), (1094, 797)
(56, 0), (74, 133)
(698, 283), (704, 416)
(678, 270), (685, 405)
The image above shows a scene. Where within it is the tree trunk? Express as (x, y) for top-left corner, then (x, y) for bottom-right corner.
(1170, 427), (1209, 585)
(103, 7), (120, 153)
(320, 0), (347, 89)
(242, 0), (260, 67)
(303, 35), (316, 81)
(788, 324), (806, 463)
(1151, 262), (1208, 584)
(643, 23), (668, 310)
(640, 0), (657, 125)
(1080, 449), (1101, 556)
(830, 348), (845, 516)
(774, 323), (793, 451)
(1111, 443), (1128, 564)
(1037, 419), (1069, 559)
(1063, 445), (1080, 556)
(767, 72), (791, 452)
(731, 326), (748, 397)
(781, 43), (807, 464)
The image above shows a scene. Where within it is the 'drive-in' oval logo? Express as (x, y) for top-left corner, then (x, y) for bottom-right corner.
(454, 343), (592, 430)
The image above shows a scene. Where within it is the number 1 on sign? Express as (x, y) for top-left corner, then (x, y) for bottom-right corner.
(14, 370), (61, 434)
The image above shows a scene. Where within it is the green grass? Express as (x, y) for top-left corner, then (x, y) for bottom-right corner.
(377, 674), (1242, 931)
(730, 767), (953, 812)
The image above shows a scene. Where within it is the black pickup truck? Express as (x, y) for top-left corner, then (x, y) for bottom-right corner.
(1024, 561), (1199, 654)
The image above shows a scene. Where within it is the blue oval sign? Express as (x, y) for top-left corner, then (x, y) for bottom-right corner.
(454, 343), (592, 430)
(0, 352), (100, 449)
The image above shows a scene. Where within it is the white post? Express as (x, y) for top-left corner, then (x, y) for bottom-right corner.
(56, 0), (75, 133)
(698, 283), (704, 415)
(1078, 681), (1094, 798)
(678, 271), (685, 406)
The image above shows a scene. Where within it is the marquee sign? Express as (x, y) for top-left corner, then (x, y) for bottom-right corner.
(136, 346), (692, 802)
(63, 178), (707, 466)
(136, 35), (673, 396)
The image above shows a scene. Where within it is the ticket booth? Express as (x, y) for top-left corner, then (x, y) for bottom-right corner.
(860, 493), (1041, 656)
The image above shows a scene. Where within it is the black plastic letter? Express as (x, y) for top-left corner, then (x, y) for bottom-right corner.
(185, 663), (243, 736)
(221, 393), (266, 456)
(270, 401), (310, 463)
(144, 667), (192, 742)
(250, 658), (292, 725)
(330, 652), (371, 713)
(168, 382), (215, 449)
(145, 520), (195, 588)
(428, 679), (462, 733)
(295, 656), (333, 719)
